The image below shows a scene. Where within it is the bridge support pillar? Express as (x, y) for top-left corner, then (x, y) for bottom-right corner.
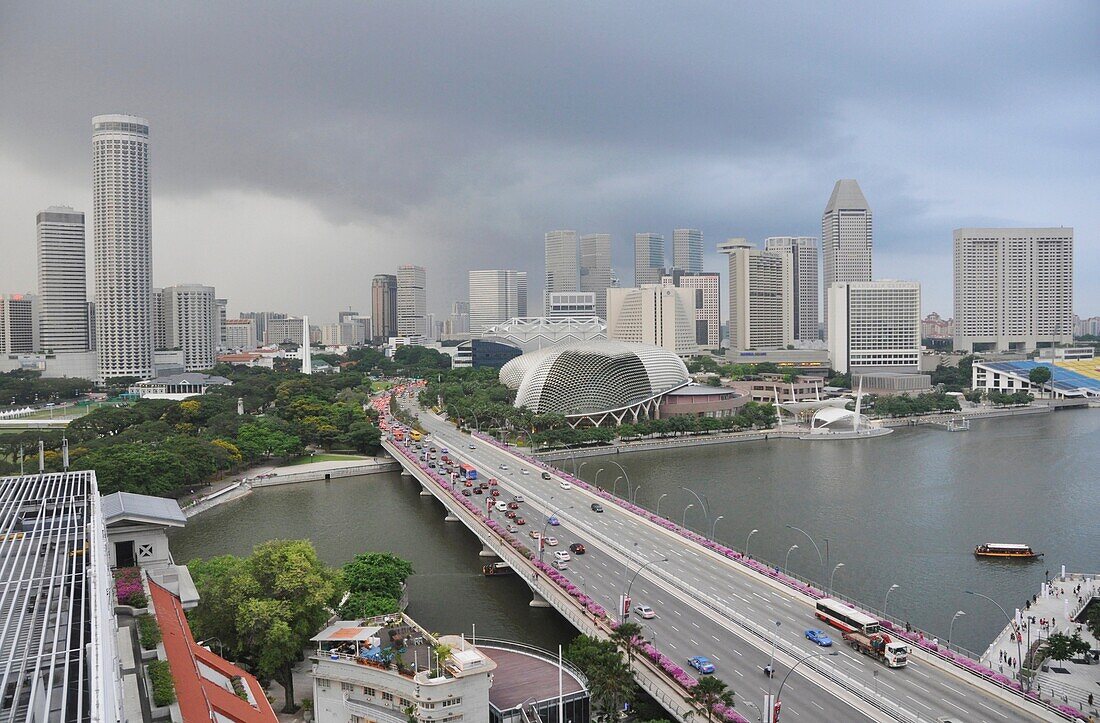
(400, 469), (412, 478)
(420, 484), (433, 497)
(479, 545), (498, 558)
(444, 512), (459, 522)
(529, 590), (551, 608)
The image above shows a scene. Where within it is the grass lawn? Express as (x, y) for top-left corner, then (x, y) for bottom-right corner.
(285, 453), (369, 466)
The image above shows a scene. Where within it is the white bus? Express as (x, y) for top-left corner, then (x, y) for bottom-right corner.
(815, 598), (880, 636)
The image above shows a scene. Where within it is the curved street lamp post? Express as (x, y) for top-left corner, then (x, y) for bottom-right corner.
(745, 528), (759, 558)
(786, 524), (825, 583)
(966, 590), (1026, 690)
(829, 563), (845, 596)
(710, 515), (725, 540)
(884, 584), (900, 620)
(783, 545), (799, 575)
(682, 503), (695, 528)
(655, 493), (669, 517)
(680, 486), (711, 533)
(948, 610), (966, 648)
(775, 651), (840, 717)
(623, 557), (668, 623)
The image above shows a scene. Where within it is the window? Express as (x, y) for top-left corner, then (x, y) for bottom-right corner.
(318, 678), (330, 689)
(342, 682), (354, 692)
(382, 692), (394, 702)
(364, 687), (376, 696)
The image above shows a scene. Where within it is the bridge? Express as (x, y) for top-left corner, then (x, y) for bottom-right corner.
(383, 394), (1067, 722)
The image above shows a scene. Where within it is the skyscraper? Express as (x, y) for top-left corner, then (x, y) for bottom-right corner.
(764, 236), (819, 342)
(579, 233), (612, 319)
(468, 270), (528, 333)
(216, 298), (228, 348)
(397, 265), (427, 338)
(606, 285), (698, 356)
(0, 294), (39, 355)
(672, 228), (703, 273)
(150, 288), (166, 349)
(93, 114), (153, 379)
(663, 272), (721, 348)
(36, 206), (87, 352)
(827, 281), (921, 373)
(161, 285), (218, 371)
(821, 180), (871, 336)
(371, 274), (398, 342)
(544, 230), (579, 311)
(953, 228), (1074, 352)
(634, 233), (665, 285)
(720, 240), (793, 350)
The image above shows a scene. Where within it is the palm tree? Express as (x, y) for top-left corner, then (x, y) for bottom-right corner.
(611, 622), (644, 666)
(689, 675), (736, 723)
(588, 658), (635, 722)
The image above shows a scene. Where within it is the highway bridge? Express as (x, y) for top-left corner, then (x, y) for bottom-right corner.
(384, 394), (1062, 722)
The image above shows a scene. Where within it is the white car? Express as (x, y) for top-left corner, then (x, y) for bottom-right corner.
(559, 481), (572, 490)
(495, 501), (508, 512)
(634, 604), (656, 619)
(506, 524), (519, 533)
(553, 550), (572, 562)
(544, 536), (559, 546)
(513, 495), (525, 503)
(520, 469), (529, 475)
(499, 464), (509, 470)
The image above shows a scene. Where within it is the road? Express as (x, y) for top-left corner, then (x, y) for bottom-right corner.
(405, 399), (1047, 723)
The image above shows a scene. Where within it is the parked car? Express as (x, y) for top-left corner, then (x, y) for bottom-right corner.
(560, 481), (572, 490)
(591, 503), (604, 513)
(553, 550), (572, 563)
(569, 543), (586, 555)
(804, 629), (833, 647)
(688, 656), (715, 674)
(634, 604), (656, 619)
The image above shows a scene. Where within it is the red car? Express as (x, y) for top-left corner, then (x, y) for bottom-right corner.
(505, 510), (517, 519)
(488, 478), (498, 486)
(515, 517), (526, 525)
(507, 502), (519, 510)
(464, 480), (473, 488)
(474, 488), (483, 495)
(490, 489), (500, 497)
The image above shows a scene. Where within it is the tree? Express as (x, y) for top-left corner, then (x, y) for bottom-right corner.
(565, 635), (636, 721)
(1028, 365), (1052, 398)
(611, 622), (644, 666)
(689, 675), (736, 723)
(342, 552), (414, 599)
(1086, 605), (1100, 643)
(1045, 631), (1090, 662)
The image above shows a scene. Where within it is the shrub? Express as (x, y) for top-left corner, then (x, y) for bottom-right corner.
(138, 615), (161, 650)
(147, 659), (176, 707)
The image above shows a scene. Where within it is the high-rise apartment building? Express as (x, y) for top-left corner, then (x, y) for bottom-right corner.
(93, 114), (154, 380)
(150, 288), (167, 349)
(663, 272), (721, 348)
(161, 285), (218, 371)
(606, 285), (698, 356)
(224, 318), (257, 350)
(822, 180), (872, 336)
(634, 233), (665, 285)
(764, 236), (820, 342)
(266, 317), (305, 346)
(397, 265), (427, 338)
(580, 233), (612, 319)
(827, 281), (921, 373)
(447, 301), (471, 336)
(468, 270), (528, 333)
(240, 311), (287, 345)
(953, 228), (1074, 352)
(545, 230), (579, 311)
(672, 228), (703, 274)
(36, 206), (87, 352)
(0, 294), (39, 355)
(720, 240), (793, 350)
(216, 298), (228, 347)
(371, 274), (399, 341)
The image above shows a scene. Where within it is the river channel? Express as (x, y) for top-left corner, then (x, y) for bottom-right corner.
(170, 409), (1099, 656)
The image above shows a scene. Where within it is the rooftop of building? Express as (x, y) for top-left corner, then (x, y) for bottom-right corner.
(134, 372), (232, 387)
(476, 640), (587, 712)
(978, 360), (1100, 396)
(102, 490), (187, 527)
(664, 384), (740, 397)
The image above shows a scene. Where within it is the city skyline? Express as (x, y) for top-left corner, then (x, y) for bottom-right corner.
(0, 4), (1095, 321)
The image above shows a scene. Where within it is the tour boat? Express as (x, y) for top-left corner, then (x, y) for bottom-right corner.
(974, 543), (1042, 559)
(482, 561), (514, 576)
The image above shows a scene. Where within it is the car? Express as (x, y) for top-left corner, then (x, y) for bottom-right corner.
(505, 510), (517, 519)
(490, 489), (501, 497)
(461, 489), (472, 497)
(495, 501), (508, 512)
(468, 444), (477, 449)
(547, 516), (560, 526)
(474, 488), (483, 494)
(591, 503), (604, 513)
(569, 543), (586, 555)
(541, 471), (552, 480)
(480, 482), (490, 489)
(499, 464), (509, 470)
(634, 604), (656, 619)
(488, 478), (498, 486)
(544, 536), (559, 546)
(507, 502), (519, 510)
(515, 517), (526, 525)
(464, 480), (473, 487)
(427, 461), (436, 468)
(553, 550), (571, 562)
(529, 530), (542, 539)
(804, 629), (833, 647)
(506, 524), (519, 533)
(687, 656), (715, 674)
(513, 495), (525, 503)
(520, 469), (529, 475)
(560, 481), (572, 490)
(552, 559), (569, 570)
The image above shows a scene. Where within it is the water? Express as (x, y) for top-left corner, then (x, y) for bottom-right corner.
(171, 410), (1099, 657)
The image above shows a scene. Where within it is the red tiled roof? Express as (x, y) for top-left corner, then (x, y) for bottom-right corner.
(149, 580), (278, 723)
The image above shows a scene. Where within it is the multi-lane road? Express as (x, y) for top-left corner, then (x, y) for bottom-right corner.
(401, 397), (1050, 723)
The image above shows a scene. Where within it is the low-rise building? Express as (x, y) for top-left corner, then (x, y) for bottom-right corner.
(129, 371), (232, 400)
(728, 374), (826, 403)
(482, 317), (607, 354)
(658, 385), (748, 418)
(972, 360), (1100, 399)
(218, 351), (276, 369)
(855, 372), (933, 396)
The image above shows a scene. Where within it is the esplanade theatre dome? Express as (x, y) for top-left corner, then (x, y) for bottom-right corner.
(499, 341), (689, 419)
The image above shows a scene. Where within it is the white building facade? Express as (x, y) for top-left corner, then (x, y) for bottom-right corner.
(547, 292), (596, 320)
(397, 264), (427, 339)
(36, 206), (88, 353)
(821, 180), (872, 336)
(0, 294), (39, 355)
(468, 270), (528, 333)
(764, 236), (819, 342)
(161, 284), (219, 371)
(606, 285), (698, 356)
(672, 228), (703, 273)
(224, 318), (257, 350)
(722, 241), (793, 350)
(663, 272), (721, 349)
(827, 281), (921, 374)
(953, 227), (1074, 352)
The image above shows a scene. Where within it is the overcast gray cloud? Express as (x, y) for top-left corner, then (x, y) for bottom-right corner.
(0, 1), (1097, 320)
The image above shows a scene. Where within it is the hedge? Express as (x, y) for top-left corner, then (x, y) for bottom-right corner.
(147, 659), (176, 707)
(138, 614), (161, 650)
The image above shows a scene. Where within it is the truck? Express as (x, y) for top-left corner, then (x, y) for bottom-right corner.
(842, 630), (908, 668)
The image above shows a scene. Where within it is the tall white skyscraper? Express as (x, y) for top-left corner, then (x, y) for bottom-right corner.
(397, 264), (427, 338)
(764, 236), (820, 342)
(634, 233), (665, 285)
(579, 233), (611, 319)
(36, 206), (87, 352)
(827, 281), (921, 373)
(93, 114), (153, 379)
(468, 270), (528, 333)
(719, 240), (793, 350)
(822, 180), (871, 337)
(672, 228), (703, 273)
(953, 228), (1074, 352)
(161, 285), (218, 371)
(545, 230), (579, 311)
(606, 285), (698, 356)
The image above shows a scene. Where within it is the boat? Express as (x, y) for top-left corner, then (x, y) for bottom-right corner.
(974, 543), (1042, 559)
(482, 561), (514, 576)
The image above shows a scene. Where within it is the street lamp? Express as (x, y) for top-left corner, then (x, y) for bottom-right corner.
(710, 515), (725, 540)
(966, 590), (1026, 690)
(656, 493), (669, 517)
(783, 545), (799, 574)
(948, 610), (966, 648)
(745, 528), (759, 558)
(785, 525), (824, 583)
(774, 651), (840, 717)
(631, 485), (643, 505)
(577, 461), (589, 478)
(608, 460), (630, 500)
(573, 572), (588, 599)
(680, 486), (710, 532)
(623, 557), (668, 623)
(738, 698), (764, 723)
(884, 584), (900, 620)
(682, 504), (695, 528)
(767, 619), (782, 701)
(612, 476), (623, 496)
(593, 468), (605, 488)
(829, 563), (845, 595)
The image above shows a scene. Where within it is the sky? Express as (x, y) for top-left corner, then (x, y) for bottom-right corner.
(0, 2), (1097, 322)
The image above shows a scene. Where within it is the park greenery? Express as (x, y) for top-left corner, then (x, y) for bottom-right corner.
(566, 635), (637, 721)
(0, 370), (94, 407)
(338, 552), (414, 618)
(866, 392), (961, 418)
(1044, 631), (1090, 663)
(930, 355), (976, 392)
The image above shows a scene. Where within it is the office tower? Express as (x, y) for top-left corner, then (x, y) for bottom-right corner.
(0, 294), (39, 354)
(547, 292), (596, 320)
(338, 309), (360, 323)
(468, 270), (528, 333)
(266, 317), (306, 346)
(371, 274), (399, 341)
(216, 298), (228, 347)
(86, 301), (96, 350)
(397, 265), (427, 338)
(448, 301), (471, 335)
(545, 230), (579, 310)
(161, 285), (218, 371)
(93, 114), (153, 380)
(673, 228), (703, 273)
(224, 318), (257, 350)
(719, 240), (793, 350)
(764, 236), (820, 342)
(822, 180), (872, 336)
(664, 272), (721, 348)
(580, 233), (612, 319)
(321, 321), (365, 346)
(953, 228), (1074, 352)
(634, 233), (665, 285)
(606, 285), (698, 356)
(36, 206), (87, 352)
(827, 281), (921, 373)
(150, 288), (166, 349)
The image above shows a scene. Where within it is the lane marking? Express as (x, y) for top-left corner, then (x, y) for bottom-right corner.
(906, 696), (933, 712)
(978, 701), (1009, 719)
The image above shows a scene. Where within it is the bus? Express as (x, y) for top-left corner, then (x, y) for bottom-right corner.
(410, 430), (423, 442)
(459, 464), (478, 481)
(815, 598), (880, 636)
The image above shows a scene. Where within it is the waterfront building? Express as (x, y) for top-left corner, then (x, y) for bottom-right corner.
(371, 274), (399, 341)
(672, 228), (704, 273)
(720, 240), (793, 350)
(855, 371), (933, 396)
(634, 232), (665, 285)
(36, 206), (88, 352)
(0, 293), (39, 354)
(764, 236), (819, 342)
(161, 284), (219, 371)
(606, 285), (698, 357)
(481, 316), (607, 353)
(727, 374), (826, 404)
(579, 233), (612, 319)
(545, 230), (580, 310)
(469, 270), (528, 333)
(821, 180), (872, 336)
(93, 114), (154, 380)
(663, 271), (721, 348)
(827, 280), (921, 374)
(658, 384), (748, 418)
(953, 227), (1074, 352)
(397, 265), (427, 339)
(547, 291), (596, 320)
(972, 360), (1100, 399)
